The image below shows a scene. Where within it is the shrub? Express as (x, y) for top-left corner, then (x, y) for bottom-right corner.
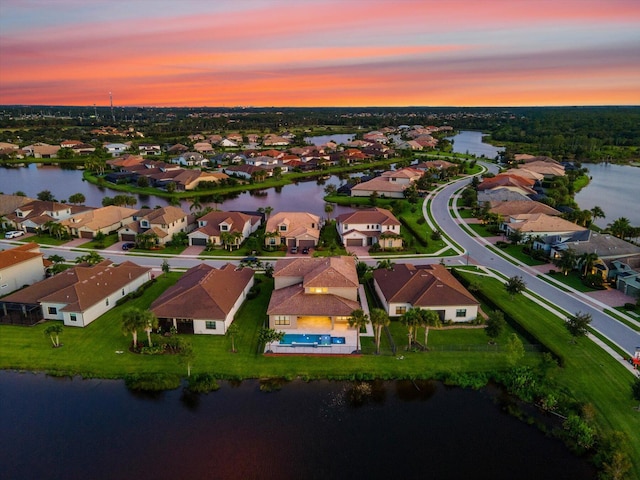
(623, 302), (636, 311)
(188, 373), (220, 393)
(124, 373), (181, 391)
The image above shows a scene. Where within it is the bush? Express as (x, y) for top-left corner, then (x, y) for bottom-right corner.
(548, 269), (556, 275)
(623, 303), (636, 311)
(582, 273), (605, 289)
(247, 285), (261, 299)
(188, 373), (220, 393)
(124, 373), (181, 391)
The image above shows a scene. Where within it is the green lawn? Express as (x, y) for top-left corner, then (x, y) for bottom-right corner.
(542, 271), (600, 293)
(79, 233), (119, 250)
(499, 244), (548, 266)
(455, 269), (640, 479)
(467, 223), (498, 238)
(17, 234), (70, 246)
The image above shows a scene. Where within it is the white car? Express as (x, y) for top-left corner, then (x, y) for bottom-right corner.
(4, 230), (25, 239)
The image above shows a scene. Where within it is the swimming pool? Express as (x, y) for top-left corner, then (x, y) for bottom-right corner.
(280, 334), (346, 346)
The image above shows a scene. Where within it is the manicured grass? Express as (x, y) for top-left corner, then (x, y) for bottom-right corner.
(17, 234), (70, 246)
(79, 233), (119, 249)
(467, 223), (497, 237)
(499, 244), (548, 266)
(455, 269), (640, 479)
(544, 271), (599, 293)
(604, 309), (640, 332)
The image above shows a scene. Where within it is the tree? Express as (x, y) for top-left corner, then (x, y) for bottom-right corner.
(348, 309), (369, 353)
(566, 311), (592, 343)
(263, 206), (274, 221)
(227, 323), (240, 353)
(505, 333), (525, 367)
(44, 324), (63, 348)
(553, 248), (577, 276)
(485, 310), (506, 343)
(418, 309), (441, 349)
(590, 205), (605, 223)
(505, 275), (526, 298)
(48, 254), (65, 264)
(178, 337), (195, 377)
(161, 259), (170, 274)
(607, 217), (631, 239)
(44, 220), (67, 240)
(579, 252), (599, 277)
(142, 311), (159, 347)
(37, 190), (56, 202)
(189, 197), (202, 213)
(75, 251), (103, 265)
(507, 229), (524, 245)
(122, 307), (147, 349)
(375, 259), (395, 270)
(324, 203), (334, 220)
(400, 308), (421, 350)
(369, 308), (390, 355)
(258, 327), (285, 353)
(324, 184), (337, 196)
(68, 193), (85, 205)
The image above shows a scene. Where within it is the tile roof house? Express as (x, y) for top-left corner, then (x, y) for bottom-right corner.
(188, 210), (261, 248)
(335, 207), (403, 249)
(118, 206), (193, 245)
(4, 200), (75, 233)
(489, 200), (561, 217)
(503, 213), (586, 239)
(150, 263), (254, 334)
(0, 243), (47, 296)
(1, 260), (152, 327)
(267, 256), (361, 331)
(0, 194), (35, 229)
(373, 263), (480, 322)
(264, 211), (320, 249)
(518, 161), (565, 178)
(60, 205), (137, 239)
(350, 168), (422, 199)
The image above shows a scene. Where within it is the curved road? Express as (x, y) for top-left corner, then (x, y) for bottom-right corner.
(429, 167), (640, 356)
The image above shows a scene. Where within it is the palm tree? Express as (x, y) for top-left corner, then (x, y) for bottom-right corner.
(590, 205), (605, 223)
(608, 217), (631, 239)
(75, 251), (104, 265)
(68, 193), (86, 205)
(375, 259), (395, 270)
(189, 197), (202, 213)
(579, 252), (599, 277)
(400, 308), (421, 349)
(44, 324), (63, 348)
(369, 308), (390, 355)
(348, 309), (369, 353)
(121, 307), (146, 349)
(44, 220), (66, 240)
(142, 311), (159, 347)
(227, 323), (240, 353)
(324, 203), (334, 220)
(418, 309), (441, 349)
(263, 206), (274, 221)
(220, 231), (233, 251)
(553, 248), (577, 275)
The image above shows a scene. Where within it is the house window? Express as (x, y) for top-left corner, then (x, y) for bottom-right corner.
(310, 287), (328, 294)
(122, 289), (125, 296)
(205, 321), (217, 330)
(279, 225), (287, 232)
(105, 298), (109, 306)
(274, 316), (290, 326)
(269, 237), (276, 245)
(48, 307), (57, 315)
(70, 314), (77, 322)
(456, 309), (467, 318)
(221, 225), (229, 231)
(395, 306), (406, 315)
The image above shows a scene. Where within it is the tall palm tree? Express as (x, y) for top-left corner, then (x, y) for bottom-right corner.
(44, 220), (66, 240)
(369, 308), (390, 355)
(608, 217), (631, 239)
(189, 197), (202, 213)
(418, 309), (441, 349)
(590, 205), (605, 223)
(554, 248), (577, 275)
(324, 203), (334, 220)
(400, 308), (421, 349)
(44, 324), (63, 348)
(121, 307), (146, 349)
(263, 206), (274, 221)
(348, 309), (369, 353)
(75, 251), (104, 265)
(142, 311), (159, 347)
(579, 252), (599, 277)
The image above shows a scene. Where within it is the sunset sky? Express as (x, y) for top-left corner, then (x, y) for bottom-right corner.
(1, 0), (639, 107)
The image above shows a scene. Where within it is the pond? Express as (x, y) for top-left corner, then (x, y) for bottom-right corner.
(0, 371), (595, 480)
(446, 130), (505, 159)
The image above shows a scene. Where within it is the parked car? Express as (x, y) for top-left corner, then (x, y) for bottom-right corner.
(121, 242), (136, 250)
(290, 246), (298, 254)
(302, 247), (310, 254)
(4, 230), (24, 239)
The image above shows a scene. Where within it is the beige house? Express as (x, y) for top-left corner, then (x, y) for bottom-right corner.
(60, 205), (137, 239)
(264, 211), (320, 249)
(0, 243), (47, 295)
(188, 211), (261, 247)
(373, 263), (480, 322)
(118, 206), (193, 245)
(4, 200), (75, 233)
(151, 263), (254, 335)
(267, 256), (361, 331)
(503, 213), (586, 239)
(335, 207), (403, 248)
(350, 168), (422, 199)
(1, 260), (152, 327)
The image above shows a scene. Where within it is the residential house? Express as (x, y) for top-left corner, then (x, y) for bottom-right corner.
(336, 207), (403, 248)
(104, 143), (130, 157)
(60, 205), (137, 239)
(608, 258), (640, 297)
(502, 213), (586, 240)
(24, 143), (60, 158)
(224, 164), (268, 179)
(118, 206), (193, 245)
(489, 200), (561, 217)
(262, 134), (290, 146)
(0, 243), (47, 295)
(219, 139), (238, 148)
(171, 152), (208, 167)
(4, 200), (75, 233)
(373, 263), (480, 322)
(193, 142), (215, 154)
(150, 263), (254, 334)
(267, 256), (361, 331)
(0, 260), (152, 327)
(0, 194), (35, 229)
(264, 212), (320, 249)
(350, 168), (422, 199)
(188, 211), (261, 247)
(138, 143), (162, 156)
(518, 161), (565, 178)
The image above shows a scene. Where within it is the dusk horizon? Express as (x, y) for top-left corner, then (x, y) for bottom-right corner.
(1, 0), (639, 108)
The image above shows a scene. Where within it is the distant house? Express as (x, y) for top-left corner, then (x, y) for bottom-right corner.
(4, 200), (75, 233)
(104, 143), (130, 157)
(193, 142), (215, 154)
(24, 143), (60, 158)
(188, 210), (261, 248)
(0, 260), (152, 327)
(60, 205), (137, 239)
(335, 207), (403, 248)
(138, 144), (162, 156)
(219, 138), (239, 148)
(267, 256), (361, 331)
(264, 211), (320, 249)
(373, 263), (480, 322)
(118, 206), (193, 245)
(489, 200), (561, 217)
(150, 263), (254, 334)
(0, 194), (35, 229)
(0, 243), (47, 295)
(171, 152), (208, 167)
(350, 168), (422, 198)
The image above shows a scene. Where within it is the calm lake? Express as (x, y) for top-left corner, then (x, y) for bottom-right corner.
(446, 130), (505, 159)
(0, 371), (595, 480)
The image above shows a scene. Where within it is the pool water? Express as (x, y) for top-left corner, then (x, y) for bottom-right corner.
(280, 334), (346, 346)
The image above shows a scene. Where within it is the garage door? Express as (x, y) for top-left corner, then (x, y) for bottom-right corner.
(298, 239), (315, 248)
(80, 231), (94, 239)
(121, 233), (136, 242)
(191, 237), (207, 246)
(346, 238), (363, 247)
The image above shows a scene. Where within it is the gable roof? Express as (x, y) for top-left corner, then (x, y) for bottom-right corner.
(374, 263), (479, 308)
(267, 283), (360, 316)
(273, 256), (358, 288)
(490, 200), (561, 217)
(150, 263), (253, 320)
(0, 243), (43, 270)
(266, 211), (320, 235)
(507, 213), (586, 233)
(137, 206), (188, 225)
(60, 205), (137, 230)
(3, 260), (151, 311)
(192, 210), (260, 237)
(0, 194), (35, 216)
(335, 207), (400, 227)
